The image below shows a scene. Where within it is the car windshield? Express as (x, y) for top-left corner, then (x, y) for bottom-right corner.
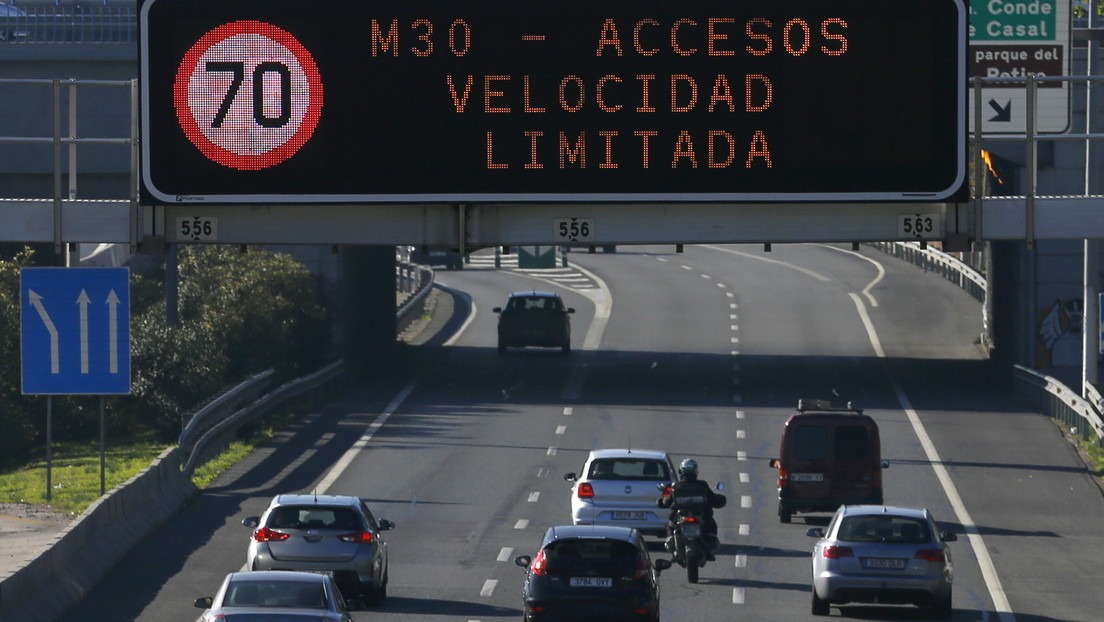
(508, 296), (562, 312)
(587, 458), (670, 481)
(266, 506), (360, 530)
(225, 579), (327, 609)
(544, 539), (642, 576)
(837, 516), (931, 544)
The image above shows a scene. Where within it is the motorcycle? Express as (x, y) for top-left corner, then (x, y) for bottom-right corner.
(658, 481), (726, 583)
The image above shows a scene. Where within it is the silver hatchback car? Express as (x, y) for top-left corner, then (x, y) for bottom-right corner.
(807, 504), (957, 619)
(243, 494), (394, 604)
(564, 449), (676, 537)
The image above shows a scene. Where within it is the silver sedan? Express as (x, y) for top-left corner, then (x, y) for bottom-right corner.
(808, 504), (957, 619)
(194, 571), (356, 621)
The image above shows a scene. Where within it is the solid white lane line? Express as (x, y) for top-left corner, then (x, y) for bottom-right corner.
(315, 381), (418, 494)
(820, 243), (884, 307)
(497, 547), (514, 562)
(480, 579), (497, 597)
(848, 293), (1014, 622)
(515, 519), (529, 529)
(528, 492), (540, 503)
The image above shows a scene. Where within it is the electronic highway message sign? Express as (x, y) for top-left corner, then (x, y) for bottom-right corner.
(139, 0), (966, 204)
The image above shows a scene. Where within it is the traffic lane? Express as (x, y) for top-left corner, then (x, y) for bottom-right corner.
(312, 269), (600, 620)
(56, 374), (428, 622)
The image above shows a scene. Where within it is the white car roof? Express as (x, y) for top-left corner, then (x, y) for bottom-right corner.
(587, 448), (670, 461)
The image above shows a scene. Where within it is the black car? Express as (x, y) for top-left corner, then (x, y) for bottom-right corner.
(514, 525), (671, 622)
(493, 291), (574, 353)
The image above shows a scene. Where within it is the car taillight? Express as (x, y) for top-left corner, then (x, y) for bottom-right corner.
(915, 549), (945, 563)
(337, 531), (374, 544)
(777, 466), (789, 488)
(660, 485), (673, 498)
(683, 516), (698, 524)
(823, 545), (854, 559)
(633, 556), (649, 579)
(578, 483), (595, 499)
(253, 527), (290, 542)
(530, 548), (549, 576)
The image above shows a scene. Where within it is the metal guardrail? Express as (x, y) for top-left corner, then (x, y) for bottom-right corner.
(182, 360), (344, 477)
(0, 4), (137, 44)
(868, 241), (986, 303)
(1014, 365), (1104, 448)
(177, 368), (274, 459)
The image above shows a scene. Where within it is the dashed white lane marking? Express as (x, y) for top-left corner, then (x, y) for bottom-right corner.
(514, 519), (529, 529)
(563, 407), (573, 416)
(528, 492), (541, 503)
(732, 587), (746, 604)
(735, 554), (747, 568)
(731, 350), (739, 356)
(547, 447), (558, 456)
(739, 524), (750, 536)
(555, 425), (567, 435)
(740, 473), (750, 484)
(681, 264), (693, 270)
(730, 314), (738, 320)
(497, 547), (514, 562)
(730, 337), (739, 343)
(736, 430), (746, 439)
(701, 273), (712, 279)
(737, 451), (747, 461)
(741, 495), (752, 508)
(727, 292), (735, 298)
(730, 325), (738, 331)
(717, 282), (727, 288)
(537, 467), (549, 478)
(736, 410), (745, 419)
(480, 579), (497, 597)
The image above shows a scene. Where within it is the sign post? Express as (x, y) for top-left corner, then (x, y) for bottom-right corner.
(141, 0), (967, 204)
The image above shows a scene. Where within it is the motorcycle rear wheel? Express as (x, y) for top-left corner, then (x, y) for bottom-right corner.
(686, 551), (701, 583)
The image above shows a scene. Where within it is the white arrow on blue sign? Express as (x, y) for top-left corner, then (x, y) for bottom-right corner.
(20, 267), (131, 395)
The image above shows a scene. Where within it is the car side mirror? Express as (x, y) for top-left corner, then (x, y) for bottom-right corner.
(881, 460), (890, 469)
(806, 528), (825, 538)
(514, 555), (532, 568)
(653, 558), (672, 572)
(194, 597), (213, 609)
(567, 308), (576, 313)
(769, 459), (780, 469)
(564, 473), (577, 482)
(941, 531), (958, 542)
(378, 519), (395, 531)
(493, 307), (503, 313)
(242, 517), (259, 528)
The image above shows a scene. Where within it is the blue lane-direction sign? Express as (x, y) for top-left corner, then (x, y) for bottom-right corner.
(21, 267), (131, 395)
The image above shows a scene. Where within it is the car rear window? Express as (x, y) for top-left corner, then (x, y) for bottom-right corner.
(544, 539), (642, 575)
(225, 579), (328, 609)
(587, 458), (670, 480)
(266, 506), (360, 530)
(837, 516), (931, 544)
(834, 424), (871, 461)
(793, 425), (830, 461)
(509, 296), (562, 312)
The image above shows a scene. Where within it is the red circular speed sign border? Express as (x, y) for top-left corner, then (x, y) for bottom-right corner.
(173, 20), (324, 171)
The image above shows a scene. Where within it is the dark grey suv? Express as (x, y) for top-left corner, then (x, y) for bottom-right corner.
(243, 494), (394, 604)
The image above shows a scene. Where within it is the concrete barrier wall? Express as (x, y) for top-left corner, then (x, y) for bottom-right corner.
(0, 447), (198, 622)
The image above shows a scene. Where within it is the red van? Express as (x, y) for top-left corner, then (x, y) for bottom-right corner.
(769, 400), (887, 523)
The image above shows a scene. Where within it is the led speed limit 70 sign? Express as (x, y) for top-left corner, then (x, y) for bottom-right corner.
(139, 0), (966, 204)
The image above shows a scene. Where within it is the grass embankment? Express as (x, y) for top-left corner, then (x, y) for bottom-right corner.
(0, 411), (296, 516)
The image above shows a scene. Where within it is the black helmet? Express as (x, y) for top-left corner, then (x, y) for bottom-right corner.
(678, 458), (699, 477)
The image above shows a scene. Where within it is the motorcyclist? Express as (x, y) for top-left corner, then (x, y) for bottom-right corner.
(657, 458), (724, 560)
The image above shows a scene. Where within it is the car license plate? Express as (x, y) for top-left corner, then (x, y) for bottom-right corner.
(570, 577), (613, 588)
(681, 524), (702, 537)
(862, 557), (906, 570)
(612, 511), (647, 520)
(790, 473), (824, 482)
